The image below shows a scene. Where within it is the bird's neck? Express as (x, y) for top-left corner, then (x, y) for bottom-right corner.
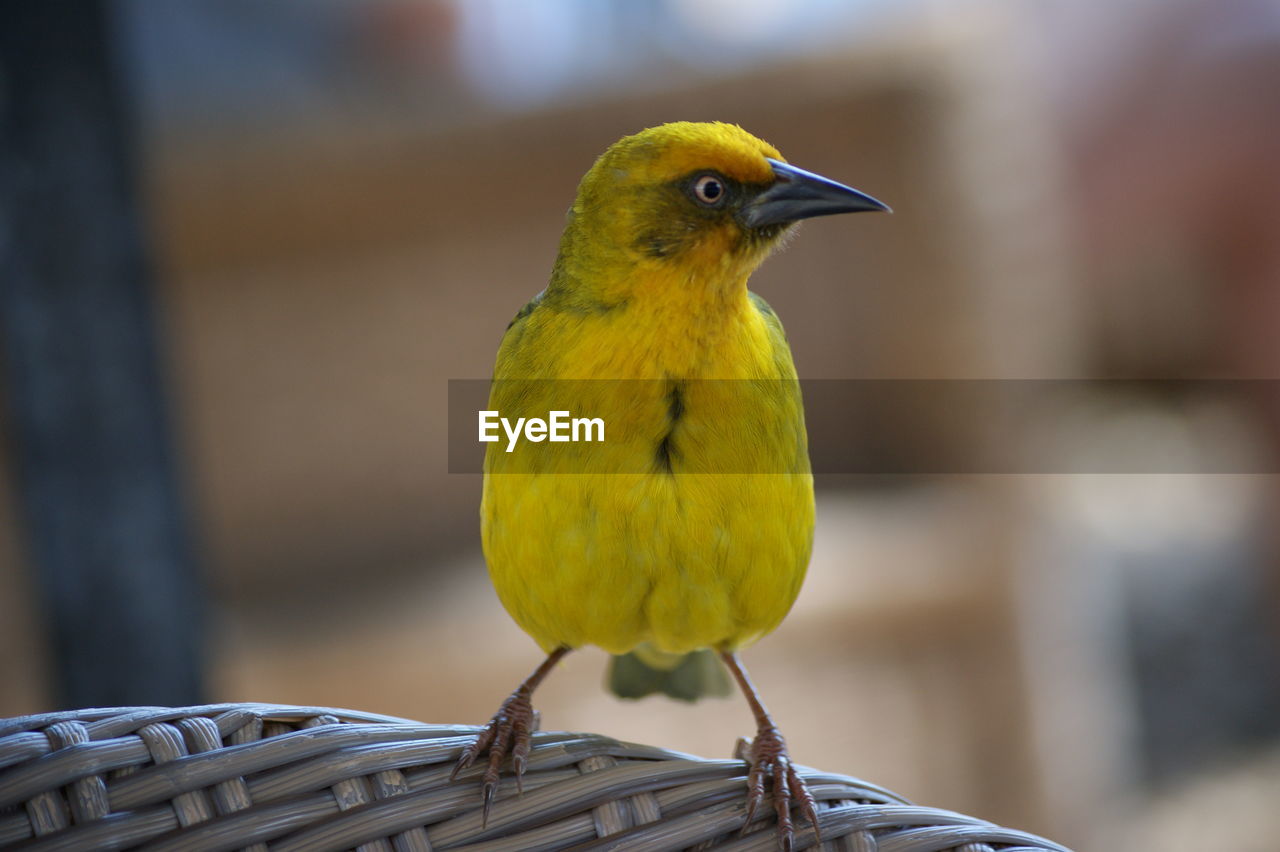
(548, 256), (764, 379)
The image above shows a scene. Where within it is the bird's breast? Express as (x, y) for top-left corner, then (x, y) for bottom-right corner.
(482, 286), (812, 654)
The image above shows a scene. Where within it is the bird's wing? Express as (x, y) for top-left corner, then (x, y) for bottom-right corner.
(747, 290), (801, 385)
(748, 290), (788, 344)
(504, 288), (546, 332)
(491, 288), (547, 378)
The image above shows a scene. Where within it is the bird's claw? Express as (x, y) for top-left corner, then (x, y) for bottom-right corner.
(738, 725), (821, 851)
(451, 686), (537, 826)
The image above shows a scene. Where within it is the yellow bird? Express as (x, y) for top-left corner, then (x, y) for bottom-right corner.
(455, 121), (888, 848)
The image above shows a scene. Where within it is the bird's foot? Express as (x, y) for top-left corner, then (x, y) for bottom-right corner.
(451, 686), (539, 825)
(735, 726), (820, 851)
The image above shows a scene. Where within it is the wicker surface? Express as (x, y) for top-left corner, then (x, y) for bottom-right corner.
(0, 703), (1070, 851)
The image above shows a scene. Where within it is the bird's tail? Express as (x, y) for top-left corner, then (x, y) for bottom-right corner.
(607, 645), (732, 702)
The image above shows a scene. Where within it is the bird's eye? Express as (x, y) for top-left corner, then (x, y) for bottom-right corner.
(692, 174), (726, 206)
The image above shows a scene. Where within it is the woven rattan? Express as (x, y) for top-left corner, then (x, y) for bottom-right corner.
(0, 703), (1069, 851)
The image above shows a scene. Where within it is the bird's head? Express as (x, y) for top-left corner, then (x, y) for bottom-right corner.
(555, 121), (888, 302)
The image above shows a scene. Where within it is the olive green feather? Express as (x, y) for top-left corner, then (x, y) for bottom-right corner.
(607, 647), (732, 702)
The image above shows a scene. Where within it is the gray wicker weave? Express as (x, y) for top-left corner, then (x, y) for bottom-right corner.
(0, 703), (1070, 851)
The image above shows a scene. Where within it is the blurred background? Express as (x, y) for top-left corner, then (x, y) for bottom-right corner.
(2, 1), (1279, 850)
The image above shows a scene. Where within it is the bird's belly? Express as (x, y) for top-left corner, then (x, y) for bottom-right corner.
(481, 471), (814, 655)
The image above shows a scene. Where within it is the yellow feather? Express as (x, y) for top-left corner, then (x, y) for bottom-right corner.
(482, 122), (814, 660)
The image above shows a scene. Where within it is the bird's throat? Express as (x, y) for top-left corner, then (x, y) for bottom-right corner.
(612, 276), (762, 378)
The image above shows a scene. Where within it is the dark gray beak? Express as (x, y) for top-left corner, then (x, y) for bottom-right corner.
(738, 158), (891, 229)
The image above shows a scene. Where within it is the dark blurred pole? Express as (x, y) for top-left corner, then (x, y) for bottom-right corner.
(0, 3), (205, 706)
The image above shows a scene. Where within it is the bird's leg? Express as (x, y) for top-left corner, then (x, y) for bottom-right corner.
(720, 650), (820, 851)
(451, 646), (570, 824)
